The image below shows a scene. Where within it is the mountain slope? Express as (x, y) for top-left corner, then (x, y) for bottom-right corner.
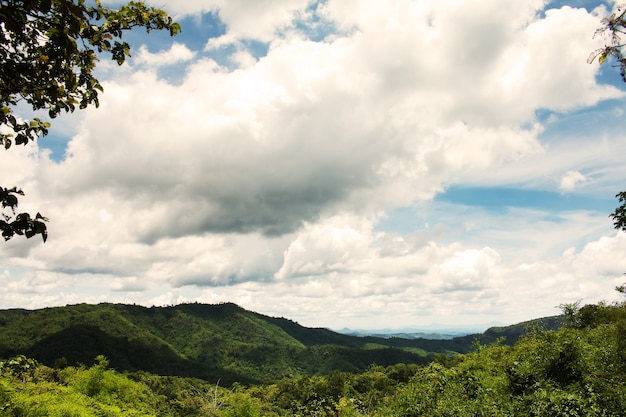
(0, 302), (561, 384)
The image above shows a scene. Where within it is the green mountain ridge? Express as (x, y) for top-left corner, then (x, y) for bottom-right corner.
(0, 302), (562, 385)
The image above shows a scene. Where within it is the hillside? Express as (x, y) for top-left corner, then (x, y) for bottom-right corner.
(0, 302), (561, 385)
(1, 301), (623, 416)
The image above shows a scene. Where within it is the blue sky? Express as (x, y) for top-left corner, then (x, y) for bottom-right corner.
(1, 0), (626, 331)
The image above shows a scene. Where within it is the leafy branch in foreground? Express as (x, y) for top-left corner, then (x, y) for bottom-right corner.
(588, 5), (626, 80)
(610, 191), (626, 233)
(0, 186), (48, 242)
(0, 0), (180, 242)
(611, 191), (626, 294)
(589, 10), (626, 293)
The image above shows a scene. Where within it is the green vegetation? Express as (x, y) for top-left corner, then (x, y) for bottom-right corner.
(1, 300), (624, 416)
(1, 354), (171, 416)
(0, 302), (560, 385)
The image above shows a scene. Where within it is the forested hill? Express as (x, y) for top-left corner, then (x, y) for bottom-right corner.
(0, 302), (561, 385)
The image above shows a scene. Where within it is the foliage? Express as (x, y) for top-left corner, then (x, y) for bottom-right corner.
(0, 0), (180, 241)
(611, 191), (626, 233)
(378, 302), (626, 417)
(609, 191), (626, 293)
(0, 186), (48, 242)
(248, 301), (626, 416)
(0, 302), (481, 384)
(559, 300), (582, 328)
(1, 355), (167, 416)
(589, 6), (626, 81)
(199, 303), (625, 416)
(610, 191), (626, 294)
(0, 354), (38, 381)
(1, 301), (625, 416)
(591, 11), (626, 290)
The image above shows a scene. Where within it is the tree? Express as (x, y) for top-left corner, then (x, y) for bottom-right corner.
(0, 0), (180, 242)
(610, 191), (626, 234)
(610, 189), (626, 295)
(588, 6), (626, 81)
(590, 10), (626, 294)
(558, 300), (582, 328)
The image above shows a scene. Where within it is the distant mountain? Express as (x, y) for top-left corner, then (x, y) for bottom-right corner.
(0, 302), (563, 385)
(336, 328), (478, 340)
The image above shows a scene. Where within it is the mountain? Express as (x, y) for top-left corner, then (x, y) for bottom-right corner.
(337, 328), (476, 340)
(0, 302), (562, 385)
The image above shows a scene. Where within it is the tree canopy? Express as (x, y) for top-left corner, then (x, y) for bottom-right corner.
(0, 0), (180, 242)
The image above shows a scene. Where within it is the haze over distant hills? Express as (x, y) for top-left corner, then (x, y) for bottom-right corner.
(337, 328), (480, 340)
(335, 321), (510, 339)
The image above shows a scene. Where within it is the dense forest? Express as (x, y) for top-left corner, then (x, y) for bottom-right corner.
(0, 302), (560, 385)
(1, 299), (625, 416)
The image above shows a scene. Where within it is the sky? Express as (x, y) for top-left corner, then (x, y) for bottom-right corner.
(1, 0), (626, 332)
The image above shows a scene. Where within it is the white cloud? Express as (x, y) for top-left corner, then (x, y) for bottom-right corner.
(1, 0), (625, 329)
(134, 43), (197, 67)
(560, 170), (589, 192)
(197, 224), (625, 329)
(434, 248), (501, 292)
(158, 0), (312, 48)
(207, 0), (309, 39)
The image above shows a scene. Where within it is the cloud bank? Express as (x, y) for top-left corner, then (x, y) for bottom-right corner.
(1, 0), (625, 329)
